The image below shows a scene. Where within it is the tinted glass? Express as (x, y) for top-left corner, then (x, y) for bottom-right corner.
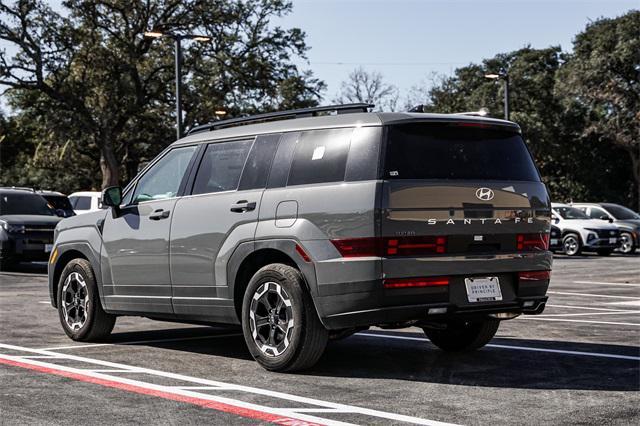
(0, 193), (54, 216)
(238, 134), (280, 191)
(588, 207), (607, 219)
(554, 206), (589, 220)
(73, 196), (91, 210)
(345, 127), (382, 182)
(133, 146), (197, 203)
(603, 204), (639, 220)
(192, 139), (253, 195)
(267, 132), (298, 189)
(288, 128), (353, 186)
(44, 195), (73, 211)
(385, 123), (540, 181)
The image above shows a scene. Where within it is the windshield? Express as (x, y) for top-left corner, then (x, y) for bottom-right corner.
(0, 193), (55, 216)
(385, 123), (540, 181)
(42, 195), (73, 211)
(604, 204), (639, 220)
(555, 206), (589, 220)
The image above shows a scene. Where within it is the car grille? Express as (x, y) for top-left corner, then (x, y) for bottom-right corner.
(596, 229), (619, 239)
(24, 225), (55, 232)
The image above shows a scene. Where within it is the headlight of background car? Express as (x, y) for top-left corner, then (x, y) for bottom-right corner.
(584, 228), (598, 242)
(0, 220), (26, 234)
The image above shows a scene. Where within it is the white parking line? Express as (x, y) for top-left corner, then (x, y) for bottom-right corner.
(548, 291), (640, 300)
(536, 311), (640, 317)
(0, 342), (455, 426)
(518, 317), (640, 327)
(573, 281), (640, 287)
(357, 333), (640, 361)
(546, 304), (635, 312)
(608, 300), (640, 307)
(39, 332), (243, 351)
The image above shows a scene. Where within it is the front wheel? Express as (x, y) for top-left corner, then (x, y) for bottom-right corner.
(241, 263), (328, 372)
(423, 319), (500, 352)
(619, 232), (636, 255)
(562, 233), (582, 256)
(57, 258), (116, 341)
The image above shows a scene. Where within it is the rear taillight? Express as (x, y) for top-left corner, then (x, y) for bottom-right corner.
(331, 236), (447, 258)
(383, 276), (450, 289)
(518, 270), (551, 282)
(516, 233), (550, 251)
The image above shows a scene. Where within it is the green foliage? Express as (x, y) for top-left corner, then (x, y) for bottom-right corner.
(0, 0), (324, 191)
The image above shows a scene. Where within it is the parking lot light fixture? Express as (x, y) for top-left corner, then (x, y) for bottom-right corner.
(484, 71), (510, 121)
(144, 31), (212, 139)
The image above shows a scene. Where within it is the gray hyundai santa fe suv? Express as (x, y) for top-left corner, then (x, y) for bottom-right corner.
(48, 104), (552, 371)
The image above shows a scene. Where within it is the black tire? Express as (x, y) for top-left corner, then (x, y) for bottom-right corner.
(241, 263), (328, 372)
(562, 233), (582, 256)
(57, 258), (116, 341)
(619, 232), (636, 255)
(0, 257), (15, 271)
(596, 249), (613, 256)
(423, 319), (500, 352)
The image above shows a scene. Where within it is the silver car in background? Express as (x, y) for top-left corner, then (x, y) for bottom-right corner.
(571, 203), (640, 255)
(551, 203), (619, 256)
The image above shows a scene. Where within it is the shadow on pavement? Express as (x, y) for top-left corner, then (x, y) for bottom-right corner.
(1, 261), (48, 274)
(104, 327), (639, 392)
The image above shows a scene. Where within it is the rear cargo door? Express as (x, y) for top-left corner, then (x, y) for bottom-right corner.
(380, 122), (551, 283)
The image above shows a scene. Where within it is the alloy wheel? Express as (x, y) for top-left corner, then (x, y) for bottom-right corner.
(619, 233), (633, 254)
(61, 272), (89, 331)
(249, 282), (294, 357)
(564, 236), (579, 256)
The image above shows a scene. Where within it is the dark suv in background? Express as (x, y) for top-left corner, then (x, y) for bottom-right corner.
(49, 104), (552, 371)
(0, 188), (61, 269)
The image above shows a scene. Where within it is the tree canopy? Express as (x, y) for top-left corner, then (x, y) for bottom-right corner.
(0, 0), (324, 190)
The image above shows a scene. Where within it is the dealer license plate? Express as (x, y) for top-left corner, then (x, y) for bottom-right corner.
(465, 277), (502, 303)
(45, 244), (53, 253)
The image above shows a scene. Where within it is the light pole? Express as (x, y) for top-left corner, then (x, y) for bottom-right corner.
(484, 71), (510, 121)
(144, 31), (212, 140)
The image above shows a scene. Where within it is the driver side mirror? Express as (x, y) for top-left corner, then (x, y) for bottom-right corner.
(102, 186), (122, 217)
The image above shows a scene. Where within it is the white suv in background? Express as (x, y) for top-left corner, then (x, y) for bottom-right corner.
(68, 191), (103, 215)
(551, 203), (620, 256)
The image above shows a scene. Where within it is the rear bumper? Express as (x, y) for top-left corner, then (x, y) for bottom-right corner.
(315, 271), (550, 330)
(322, 296), (547, 329)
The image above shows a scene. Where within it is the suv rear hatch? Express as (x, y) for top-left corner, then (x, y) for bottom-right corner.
(379, 121), (551, 306)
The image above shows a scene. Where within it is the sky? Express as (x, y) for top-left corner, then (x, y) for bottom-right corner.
(0, 0), (637, 110)
(276, 0), (638, 101)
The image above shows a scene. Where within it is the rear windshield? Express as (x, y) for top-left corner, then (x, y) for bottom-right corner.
(385, 123), (540, 181)
(0, 193), (55, 216)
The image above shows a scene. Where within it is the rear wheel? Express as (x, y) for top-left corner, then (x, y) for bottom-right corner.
(562, 233), (582, 256)
(423, 319), (500, 352)
(619, 232), (635, 255)
(57, 258), (116, 341)
(241, 263), (328, 372)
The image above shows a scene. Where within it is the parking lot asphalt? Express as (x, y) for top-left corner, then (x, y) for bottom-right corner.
(1, 254), (639, 425)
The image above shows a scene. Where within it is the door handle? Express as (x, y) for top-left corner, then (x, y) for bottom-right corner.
(230, 200), (256, 213)
(149, 209), (170, 220)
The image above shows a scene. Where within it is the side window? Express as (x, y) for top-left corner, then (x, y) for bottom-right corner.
(267, 132), (299, 189)
(74, 197), (91, 210)
(192, 139), (253, 195)
(589, 207), (607, 219)
(287, 128), (353, 186)
(345, 126), (382, 181)
(238, 134), (281, 191)
(133, 146), (197, 203)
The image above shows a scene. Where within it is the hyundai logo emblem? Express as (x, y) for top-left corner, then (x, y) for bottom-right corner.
(475, 187), (495, 201)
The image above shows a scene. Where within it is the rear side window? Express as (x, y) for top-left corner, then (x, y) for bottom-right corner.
(288, 128), (353, 186)
(192, 139), (253, 195)
(238, 134), (280, 191)
(385, 123), (540, 181)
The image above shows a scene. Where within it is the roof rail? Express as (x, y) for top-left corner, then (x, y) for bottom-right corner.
(408, 104), (491, 118)
(0, 186), (35, 192)
(187, 103), (374, 135)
